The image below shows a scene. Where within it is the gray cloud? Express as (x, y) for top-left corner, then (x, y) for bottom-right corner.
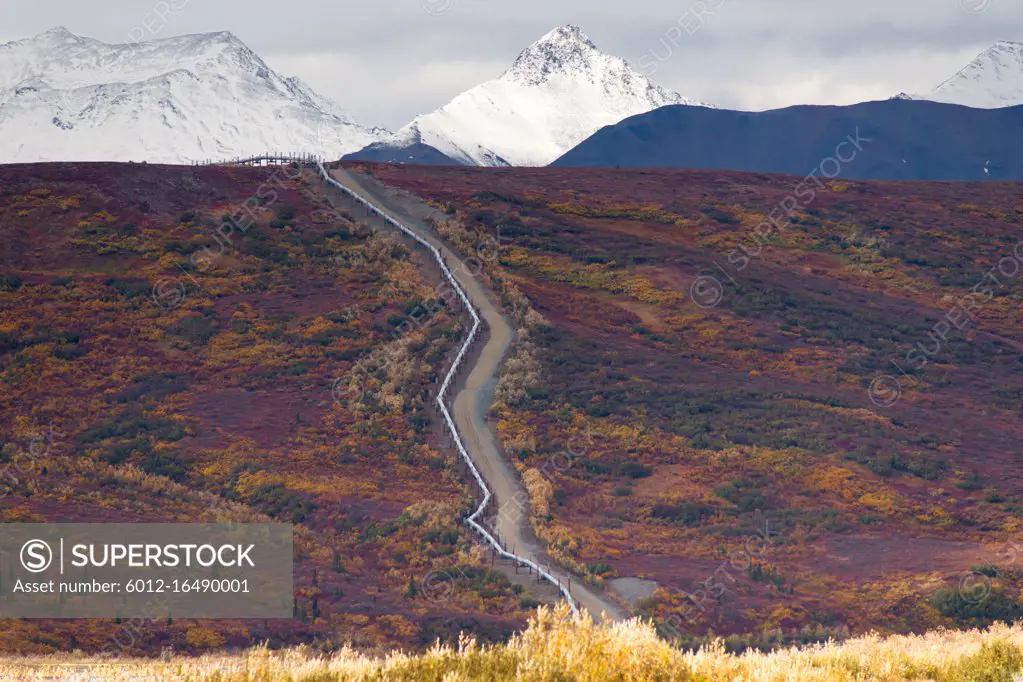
(1, 0), (1018, 129)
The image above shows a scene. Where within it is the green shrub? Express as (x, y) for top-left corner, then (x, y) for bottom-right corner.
(651, 503), (714, 527)
(972, 564), (1000, 577)
(737, 494), (767, 513)
(78, 409), (183, 447)
(167, 314), (218, 346)
(140, 450), (188, 482)
(101, 437), (151, 465)
(619, 462), (653, 479)
(109, 374), (188, 403)
(933, 640), (1023, 682)
(933, 586), (1023, 627)
(246, 483), (317, 523)
(956, 472), (983, 491)
(1, 274), (23, 291)
(747, 562), (786, 587)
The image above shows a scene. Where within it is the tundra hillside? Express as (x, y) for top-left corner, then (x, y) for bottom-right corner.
(356, 162), (1023, 648)
(0, 162), (551, 654)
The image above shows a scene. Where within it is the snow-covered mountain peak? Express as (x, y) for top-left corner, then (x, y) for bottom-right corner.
(505, 24), (603, 85)
(0, 29), (268, 93)
(29, 26), (83, 44)
(0, 27), (387, 163)
(926, 40), (1023, 108)
(542, 24), (594, 45)
(351, 24), (711, 167)
(987, 40), (1023, 54)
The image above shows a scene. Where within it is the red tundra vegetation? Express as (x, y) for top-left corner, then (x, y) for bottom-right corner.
(0, 162), (547, 655)
(351, 162), (1023, 648)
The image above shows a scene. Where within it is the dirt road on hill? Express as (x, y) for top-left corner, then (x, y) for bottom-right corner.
(327, 167), (626, 623)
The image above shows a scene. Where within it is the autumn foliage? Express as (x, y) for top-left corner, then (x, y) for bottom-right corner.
(354, 162), (1023, 644)
(0, 162), (542, 654)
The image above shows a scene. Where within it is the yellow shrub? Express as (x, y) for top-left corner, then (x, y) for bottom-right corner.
(858, 491), (898, 514)
(8, 604), (1023, 680)
(184, 626), (225, 649)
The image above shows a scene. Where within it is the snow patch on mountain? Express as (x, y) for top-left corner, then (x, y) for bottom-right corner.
(0, 27), (387, 164)
(358, 25), (711, 167)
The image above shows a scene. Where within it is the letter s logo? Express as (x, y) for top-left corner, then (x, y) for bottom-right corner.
(21, 539), (53, 573)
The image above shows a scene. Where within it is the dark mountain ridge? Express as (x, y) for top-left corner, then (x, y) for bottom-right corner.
(554, 99), (1023, 181)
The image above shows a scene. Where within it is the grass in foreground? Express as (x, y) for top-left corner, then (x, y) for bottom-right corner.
(4, 605), (1023, 681)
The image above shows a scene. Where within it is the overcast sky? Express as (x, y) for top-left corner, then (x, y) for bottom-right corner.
(2, 0), (1021, 130)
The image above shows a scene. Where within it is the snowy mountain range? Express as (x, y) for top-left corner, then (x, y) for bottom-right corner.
(0, 27), (387, 164)
(902, 41), (1023, 109)
(347, 25), (710, 167)
(5, 26), (1023, 168)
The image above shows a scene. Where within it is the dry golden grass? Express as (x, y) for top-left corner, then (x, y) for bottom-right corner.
(3, 604), (1023, 681)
